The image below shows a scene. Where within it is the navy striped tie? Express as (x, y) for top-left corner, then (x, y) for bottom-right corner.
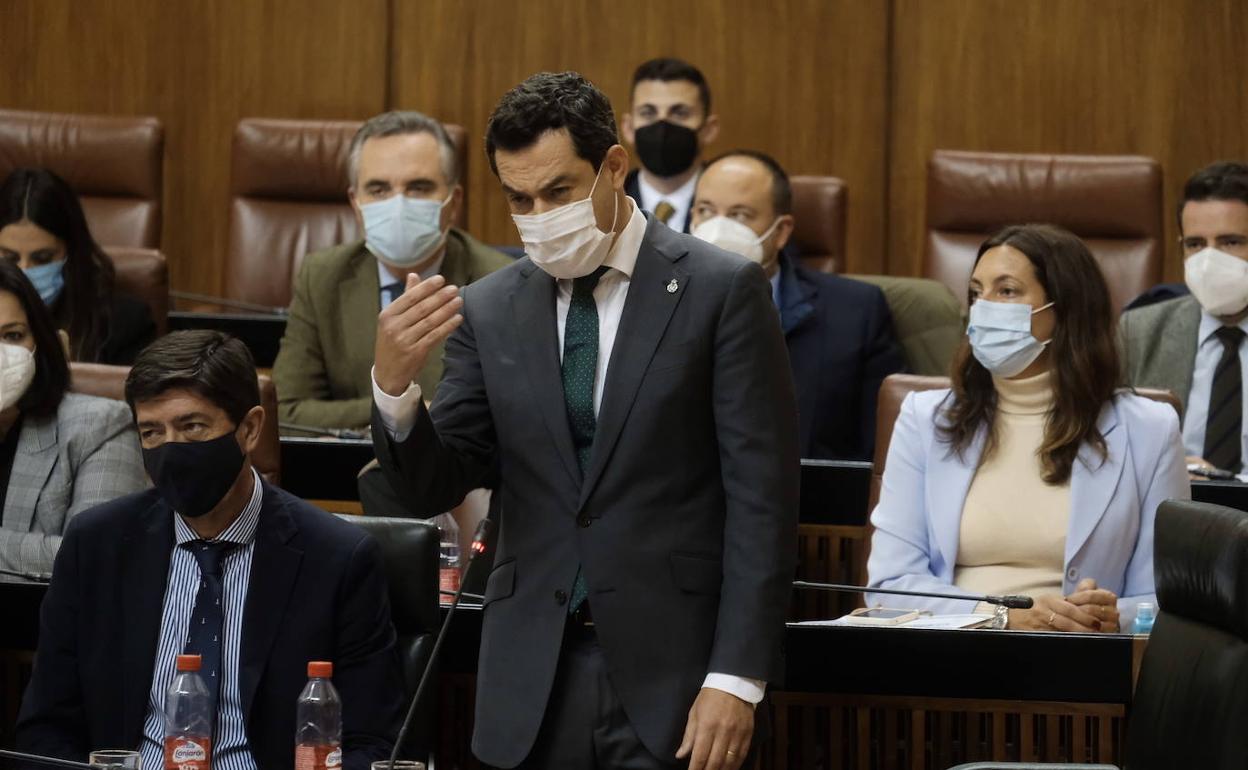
(1204, 326), (1245, 472)
(563, 266), (608, 613)
(182, 541), (236, 716)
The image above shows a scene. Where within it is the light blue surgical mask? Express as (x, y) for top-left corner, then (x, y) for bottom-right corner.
(360, 193), (451, 268)
(966, 299), (1055, 378)
(24, 260), (66, 306)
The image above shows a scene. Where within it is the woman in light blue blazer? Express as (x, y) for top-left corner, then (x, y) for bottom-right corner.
(867, 224), (1189, 632)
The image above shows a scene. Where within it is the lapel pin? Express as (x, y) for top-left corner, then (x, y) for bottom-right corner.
(666, 279), (679, 294)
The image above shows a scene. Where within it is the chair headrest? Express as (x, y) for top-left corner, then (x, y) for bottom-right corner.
(1156, 500), (1248, 640)
(336, 515), (440, 635)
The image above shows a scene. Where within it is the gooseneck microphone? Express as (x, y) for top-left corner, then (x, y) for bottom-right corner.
(385, 518), (494, 770)
(793, 579), (1035, 609)
(0, 749), (94, 768)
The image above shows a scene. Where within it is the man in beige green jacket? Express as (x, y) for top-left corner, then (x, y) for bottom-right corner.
(273, 111), (513, 430)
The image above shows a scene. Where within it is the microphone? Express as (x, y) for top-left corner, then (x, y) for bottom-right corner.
(0, 748), (95, 768)
(170, 290), (288, 316)
(384, 517), (493, 769)
(0, 567), (51, 583)
(792, 579), (1034, 610)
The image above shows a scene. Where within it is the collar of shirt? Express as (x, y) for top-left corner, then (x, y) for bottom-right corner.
(1197, 308), (1248, 346)
(376, 249), (447, 292)
(637, 171), (699, 223)
(173, 467), (263, 547)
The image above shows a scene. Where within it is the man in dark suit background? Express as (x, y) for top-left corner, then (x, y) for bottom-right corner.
(621, 58), (720, 233)
(370, 72), (798, 769)
(17, 330), (403, 770)
(690, 150), (905, 460)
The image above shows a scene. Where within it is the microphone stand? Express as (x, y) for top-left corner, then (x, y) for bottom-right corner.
(792, 580), (1034, 609)
(384, 518), (493, 770)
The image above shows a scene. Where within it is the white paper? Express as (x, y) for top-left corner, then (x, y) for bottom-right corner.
(793, 613), (993, 630)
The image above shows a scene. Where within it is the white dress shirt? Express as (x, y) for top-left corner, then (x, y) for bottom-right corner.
(372, 196), (764, 705)
(1182, 310), (1248, 463)
(637, 171), (699, 231)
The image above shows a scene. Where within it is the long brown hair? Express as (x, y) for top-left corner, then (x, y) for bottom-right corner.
(938, 224), (1120, 484)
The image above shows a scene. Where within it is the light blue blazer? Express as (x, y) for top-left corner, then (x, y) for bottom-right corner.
(866, 388), (1190, 626)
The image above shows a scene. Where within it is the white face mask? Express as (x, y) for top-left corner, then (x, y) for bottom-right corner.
(966, 299), (1055, 378)
(1185, 247), (1248, 317)
(360, 192), (452, 268)
(0, 344), (35, 412)
(512, 163), (619, 280)
(691, 215), (781, 264)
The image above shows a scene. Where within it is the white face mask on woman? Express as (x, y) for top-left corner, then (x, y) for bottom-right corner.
(0, 343), (35, 411)
(511, 163), (618, 280)
(1185, 247), (1248, 317)
(966, 299), (1055, 378)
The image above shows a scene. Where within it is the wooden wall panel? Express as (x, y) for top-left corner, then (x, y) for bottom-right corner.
(888, 0), (1248, 283)
(390, 0), (892, 274)
(0, 0), (389, 296)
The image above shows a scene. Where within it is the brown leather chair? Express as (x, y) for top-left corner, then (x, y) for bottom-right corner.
(222, 117), (468, 309)
(0, 109), (164, 249)
(790, 175), (847, 274)
(924, 150), (1164, 311)
(869, 374), (1183, 511)
(69, 363), (283, 485)
(108, 247), (169, 336)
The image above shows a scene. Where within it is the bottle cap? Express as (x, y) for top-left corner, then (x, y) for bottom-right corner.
(308, 660), (333, 678)
(176, 654), (202, 672)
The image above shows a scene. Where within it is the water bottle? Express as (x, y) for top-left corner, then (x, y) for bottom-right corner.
(295, 661), (342, 770)
(1133, 602), (1157, 635)
(163, 654), (213, 770)
(435, 512), (461, 599)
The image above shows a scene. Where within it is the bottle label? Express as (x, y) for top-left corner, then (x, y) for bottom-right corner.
(440, 565), (461, 597)
(165, 736), (211, 770)
(295, 744), (342, 770)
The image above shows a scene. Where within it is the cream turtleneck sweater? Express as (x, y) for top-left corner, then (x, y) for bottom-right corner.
(953, 371), (1070, 601)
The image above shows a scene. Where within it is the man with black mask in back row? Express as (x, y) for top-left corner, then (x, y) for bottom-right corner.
(622, 58), (720, 233)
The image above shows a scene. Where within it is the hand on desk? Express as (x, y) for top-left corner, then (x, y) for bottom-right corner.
(1007, 579), (1119, 633)
(374, 274), (463, 396)
(676, 687), (753, 770)
(1066, 578), (1121, 633)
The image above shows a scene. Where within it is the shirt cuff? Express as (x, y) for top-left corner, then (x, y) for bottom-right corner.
(371, 366), (423, 442)
(702, 673), (766, 706)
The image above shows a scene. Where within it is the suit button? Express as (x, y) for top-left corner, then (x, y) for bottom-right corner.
(554, 589), (567, 605)
(577, 515), (591, 528)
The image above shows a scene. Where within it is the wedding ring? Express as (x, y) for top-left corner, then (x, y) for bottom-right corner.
(1047, 611), (1056, 627)
(726, 749), (738, 757)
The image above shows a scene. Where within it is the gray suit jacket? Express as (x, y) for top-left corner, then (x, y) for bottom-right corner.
(1119, 295), (1201, 412)
(373, 216), (800, 767)
(2, 393), (147, 574)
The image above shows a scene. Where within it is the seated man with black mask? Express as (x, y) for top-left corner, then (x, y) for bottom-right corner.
(621, 57), (720, 232)
(18, 330), (404, 770)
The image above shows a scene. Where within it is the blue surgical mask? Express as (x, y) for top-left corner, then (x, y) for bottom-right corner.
(24, 260), (66, 306)
(966, 299), (1055, 378)
(360, 193), (451, 268)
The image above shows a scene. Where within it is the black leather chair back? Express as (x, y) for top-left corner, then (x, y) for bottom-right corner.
(336, 514), (438, 760)
(1126, 500), (1248, 769)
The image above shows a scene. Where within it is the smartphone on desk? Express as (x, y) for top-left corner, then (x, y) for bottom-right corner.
(842, 607), (923, 626)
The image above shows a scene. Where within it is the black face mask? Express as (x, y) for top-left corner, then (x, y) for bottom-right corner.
(633, 120), (700, 178)
(142, 431), (246, 518)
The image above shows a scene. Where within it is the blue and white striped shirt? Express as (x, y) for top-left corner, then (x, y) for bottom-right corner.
(140, 468), (263, 770)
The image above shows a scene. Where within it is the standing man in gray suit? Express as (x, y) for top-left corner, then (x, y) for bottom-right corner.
(370, 72), (799, 769)
(1120, 161), (1248, 473)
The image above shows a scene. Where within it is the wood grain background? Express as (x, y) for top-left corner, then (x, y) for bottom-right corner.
(1, 0), (1245, 293)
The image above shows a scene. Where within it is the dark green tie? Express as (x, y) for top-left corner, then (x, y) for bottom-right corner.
(563, 266), (608, 613)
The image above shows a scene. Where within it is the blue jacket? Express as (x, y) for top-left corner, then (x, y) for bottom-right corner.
(866, 388), (1190, 625)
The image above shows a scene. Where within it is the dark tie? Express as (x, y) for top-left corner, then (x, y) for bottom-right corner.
(1204, 326), (1245, 472)
(562, 266), (608, 613)
(182, 540), (236, 716)
(653, 201), (676, 225)
(381, 281), (403, 306)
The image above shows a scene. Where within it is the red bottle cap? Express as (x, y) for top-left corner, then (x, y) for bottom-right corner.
(307, 660), (333, 678)
(176, 654), (202, 672)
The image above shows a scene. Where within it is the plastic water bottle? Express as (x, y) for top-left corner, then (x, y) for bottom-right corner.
(163, 654), (213, 770)
(295, 661), (342, 770)
(1133, 602), (1157, 635)
(435, 512), (461, 599)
